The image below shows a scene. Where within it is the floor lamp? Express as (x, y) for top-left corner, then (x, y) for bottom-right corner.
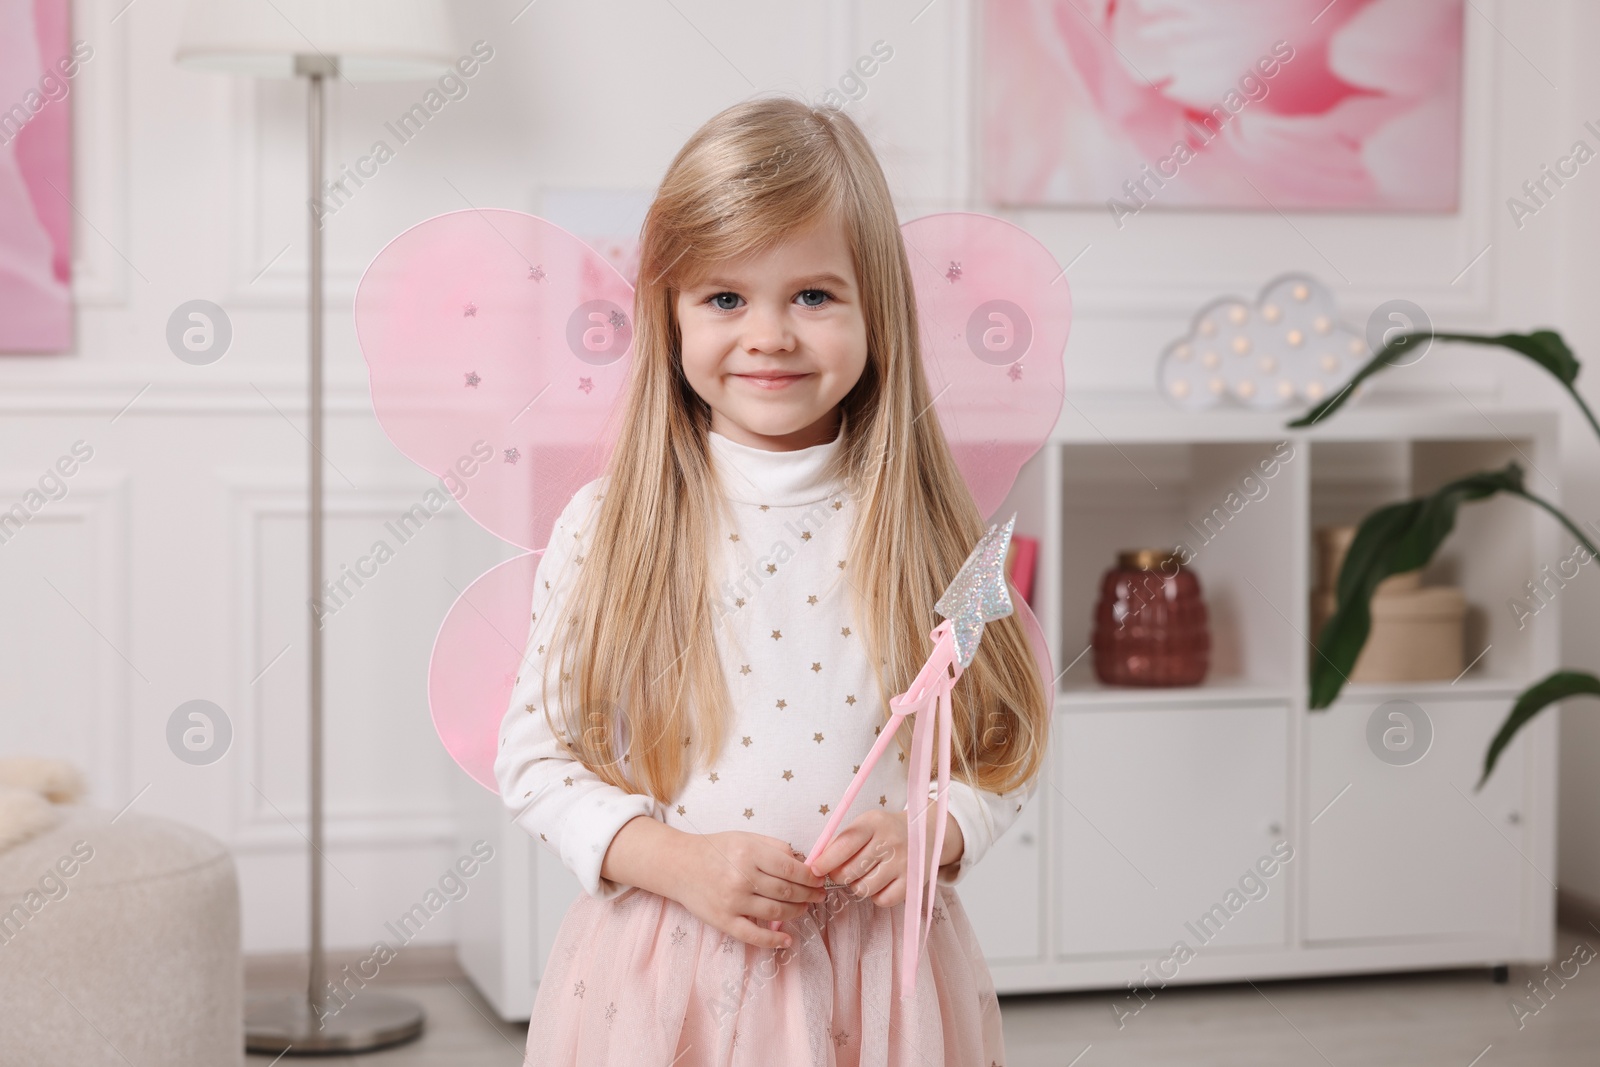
(174, 0), (457, 1054)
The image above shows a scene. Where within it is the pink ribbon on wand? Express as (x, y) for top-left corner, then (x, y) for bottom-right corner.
(771, 514), (1017, 1001)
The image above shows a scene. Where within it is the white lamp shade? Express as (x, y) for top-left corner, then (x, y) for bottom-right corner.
(174, 0), (460, 81)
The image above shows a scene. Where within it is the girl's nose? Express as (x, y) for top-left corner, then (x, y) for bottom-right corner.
(741, 302), (796, 355)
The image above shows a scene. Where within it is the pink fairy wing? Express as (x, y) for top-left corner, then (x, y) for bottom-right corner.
(356, 209), (633, 788)
(429, 553), (540, 792)
(355, 208), (635, 554)
(900, 212), (1071, 519)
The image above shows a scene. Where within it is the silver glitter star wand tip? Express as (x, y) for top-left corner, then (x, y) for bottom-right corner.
(934, 512), (1017, 669)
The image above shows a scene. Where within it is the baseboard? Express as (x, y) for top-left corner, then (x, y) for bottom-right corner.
(1556, 887), (1600, 937)
(245, 943), (466, 993)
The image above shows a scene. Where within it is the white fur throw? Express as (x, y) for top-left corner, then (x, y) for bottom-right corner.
(0, 758), (86, 853)
(0, 757), (86, 804)
(0, 786), (61, 853)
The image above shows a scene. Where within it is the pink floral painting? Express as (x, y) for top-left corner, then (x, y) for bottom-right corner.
(983, 0), (1463, 212)
(0, 0), (75, 352)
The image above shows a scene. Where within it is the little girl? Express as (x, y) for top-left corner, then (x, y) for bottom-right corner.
(495, 94), (1048, 1065)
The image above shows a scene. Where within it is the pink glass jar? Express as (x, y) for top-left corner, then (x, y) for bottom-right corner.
(1091, 549), (1211, 687)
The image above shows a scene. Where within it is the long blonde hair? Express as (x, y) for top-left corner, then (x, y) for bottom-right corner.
(543, 94), (1048, 810)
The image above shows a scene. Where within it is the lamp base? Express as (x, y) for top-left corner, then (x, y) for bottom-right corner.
(245, 991), (425, 1055)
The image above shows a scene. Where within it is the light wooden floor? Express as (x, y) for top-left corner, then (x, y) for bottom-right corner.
(246, 922), (1600, 1066)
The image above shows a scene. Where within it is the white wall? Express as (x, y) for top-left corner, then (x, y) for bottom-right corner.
(1, 0), (1595, 954)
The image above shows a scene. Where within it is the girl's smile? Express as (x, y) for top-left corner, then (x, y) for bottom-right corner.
(732, 370), (811, 390)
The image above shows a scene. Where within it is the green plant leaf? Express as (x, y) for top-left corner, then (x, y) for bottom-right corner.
(1478, 671), (1600, 789)
(1287, 329), (1598, 439)
(1312, 462), (1598, 710)
(1311, 465), (1526, 709)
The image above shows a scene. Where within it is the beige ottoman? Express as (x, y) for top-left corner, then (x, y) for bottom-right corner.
(0, 804), (242, 1066)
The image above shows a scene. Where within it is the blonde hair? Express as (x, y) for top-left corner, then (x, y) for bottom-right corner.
(543, 94), (1048, 812)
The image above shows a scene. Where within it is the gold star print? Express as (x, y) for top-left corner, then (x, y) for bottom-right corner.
(837, 559), (846, 570)
(800, 530), (812, 541)
(776, 699), (787, 709)
(544, 580), (550, 589)
(831, 499), (843, 511)
(810, 662), (822, 673)
(743, 807), (754, 820)
(758, 504), (769, 511)
(540, 832), (548, 841)
(524, 703), (536, 713)
(878, 795), (887, 807)
(671, 925), (687, 946)
(771, 630), (783, 640)
(574, 554), (584, 564)
(708, 771), (719, 783)
(852, 765), (860, 774)
(782, 769), (794, 781)
(537, 645), (545, 654)
(676, 804), (686, 815)
(897, 751), (906, 762)
(819, 803), (830, 815)
(735, 597), (745, 608)
(563, 776), (574, 786)
(531, 612), (537, 622)
(807, 594), (818, 605)
(740, 664), (751, 675)
(846, 695), (856, 705)
(729, 533), (740, 542)
(813, 732), (825, 744)
(832, 1028), (849, 1047)
(741, 735), (753, 747)
(765, 563), (777, 574)
(840, 627), (851, 637)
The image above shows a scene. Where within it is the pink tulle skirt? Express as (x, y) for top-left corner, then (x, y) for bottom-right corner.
(525, 881), (1007, 1066)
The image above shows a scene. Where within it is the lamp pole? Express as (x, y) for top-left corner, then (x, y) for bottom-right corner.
(241, 53), (426, 1055)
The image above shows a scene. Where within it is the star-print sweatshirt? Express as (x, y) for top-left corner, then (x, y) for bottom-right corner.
(494, 428), (1036, 902)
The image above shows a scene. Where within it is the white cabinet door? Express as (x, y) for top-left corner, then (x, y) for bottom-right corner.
(957, 785), (1044, 962)
(1055, 704), (1291, 957)
(535, 844), (582, 974)
(1306, 693), (1528, 941)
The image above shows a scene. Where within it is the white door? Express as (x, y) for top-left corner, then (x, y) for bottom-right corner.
(958, 787), (1044, 962)
(1305, 693), (1529, 941)
(1055, 704), (1291, 957)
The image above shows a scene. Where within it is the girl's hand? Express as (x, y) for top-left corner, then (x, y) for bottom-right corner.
(671, 831), (827, 950)
(808, 809), (964, 908)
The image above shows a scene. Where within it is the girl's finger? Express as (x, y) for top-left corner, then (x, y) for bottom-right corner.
(729, 913), (794, 951)
(752, 863), (826, 905)
(809, 823), (867, 876)
(830, 841), (880, 886)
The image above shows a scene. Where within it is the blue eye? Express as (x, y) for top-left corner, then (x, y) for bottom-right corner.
(702, 289), (836, 313)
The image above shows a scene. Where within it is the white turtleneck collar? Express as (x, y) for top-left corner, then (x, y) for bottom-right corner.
(707, 420), (847, 507)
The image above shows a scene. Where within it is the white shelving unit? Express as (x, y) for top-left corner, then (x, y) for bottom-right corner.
(457, 393), (1564, 1019)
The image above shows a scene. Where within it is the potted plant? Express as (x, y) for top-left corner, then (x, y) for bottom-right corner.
(1288, 329), (1600, 788)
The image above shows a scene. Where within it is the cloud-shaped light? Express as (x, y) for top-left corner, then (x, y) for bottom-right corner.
(1159, 273), (1371, 411)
